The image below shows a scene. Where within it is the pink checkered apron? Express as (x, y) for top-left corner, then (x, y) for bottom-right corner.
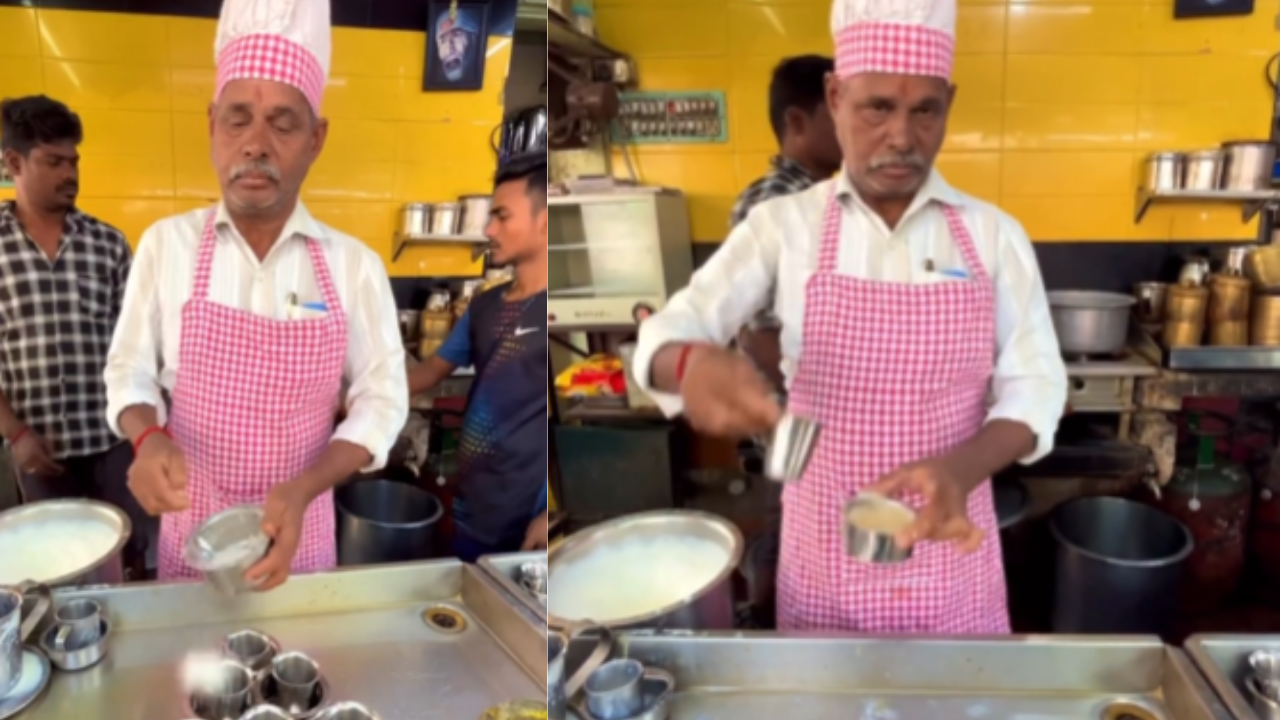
(157, 209), (344, 580)
(775, 188), (1010, 633)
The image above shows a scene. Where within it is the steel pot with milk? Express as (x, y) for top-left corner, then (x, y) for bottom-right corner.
(0, 500), (130, 588)
(547, 510), (743, 631)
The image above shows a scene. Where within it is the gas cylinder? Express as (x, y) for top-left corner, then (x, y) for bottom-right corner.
(1156, 411), (1251, 615)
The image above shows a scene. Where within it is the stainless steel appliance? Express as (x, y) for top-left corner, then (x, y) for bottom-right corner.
(548, 190), (693, 328)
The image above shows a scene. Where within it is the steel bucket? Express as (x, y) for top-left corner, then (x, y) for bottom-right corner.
(335, 480), (443, 566)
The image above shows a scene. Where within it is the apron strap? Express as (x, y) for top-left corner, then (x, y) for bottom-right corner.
(939, 204), (991, 284)
(192, 208), (220, 300)
(303, 237), (343, 312)
(816, 186), (843, 274)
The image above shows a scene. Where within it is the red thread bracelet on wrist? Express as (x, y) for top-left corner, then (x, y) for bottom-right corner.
(8, 426), (29, 445)
(675, 344), (701, 385)
(133, 425), (170, 453)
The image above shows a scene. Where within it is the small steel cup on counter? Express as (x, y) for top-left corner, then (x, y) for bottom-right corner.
(270, 651), (322, 713)
(223, 629), (277, 674)
(239, 706), (293, 720)
(315, 702), (380, 720)
(584, 659), (645, 720)
(185, 505), (271, 596)
(191, 659), (255, 720)
(845, 494), (917, 564)
(518, 562), (548, 607)
(53, 598), (103, 650)
(762, 412), (821, 482)
(1247, 674), (1280, 719)
(39, 616), (110, 672)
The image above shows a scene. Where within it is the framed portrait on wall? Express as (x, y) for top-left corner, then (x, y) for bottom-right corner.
(1174, 0), (1253, 19)
(424, 0), (491, 92)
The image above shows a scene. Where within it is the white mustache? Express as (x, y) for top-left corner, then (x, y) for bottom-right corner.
(230, 161), (280, 182)
(870, 155), (926, 170)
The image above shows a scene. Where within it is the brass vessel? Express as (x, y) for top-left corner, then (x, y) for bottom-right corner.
(1252, 293), (1280, 346)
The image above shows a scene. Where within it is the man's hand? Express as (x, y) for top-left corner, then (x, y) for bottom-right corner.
(680, 346), (782, 438)
(127, 433), (190, 515)
(865, 458), (984, 553)
(245, 479), (311, 592)
(521, 511), (549, 551)
(12, 430), (64, 477)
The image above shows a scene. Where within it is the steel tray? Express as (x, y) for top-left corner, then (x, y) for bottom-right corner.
(478, 551), (547, 623)
(20, 560), (545, 720)
(563, 632), (1232, 720)
(1185, 634), (1280, 720)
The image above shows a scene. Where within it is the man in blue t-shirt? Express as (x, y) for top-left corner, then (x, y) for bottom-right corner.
(408, 156), (547, 562)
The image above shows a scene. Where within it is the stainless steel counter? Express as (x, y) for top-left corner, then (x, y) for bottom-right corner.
(1185, 634), (1278, 720)
(26, 560), (545, 720)
(567, 633), (1232, 720)
(477, 551), (547, 624)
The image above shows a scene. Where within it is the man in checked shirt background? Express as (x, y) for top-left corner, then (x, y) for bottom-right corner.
(731, 55), (842, 394)
(0, 96), (155, 577)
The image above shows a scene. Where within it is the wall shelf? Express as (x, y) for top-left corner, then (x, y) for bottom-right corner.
(1134, 187), (1280, 223)
(392, 233), (488, 262)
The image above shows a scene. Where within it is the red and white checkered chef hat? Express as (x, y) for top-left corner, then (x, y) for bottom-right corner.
(214, 0), (331, 114)
(832, 0), (956, 80)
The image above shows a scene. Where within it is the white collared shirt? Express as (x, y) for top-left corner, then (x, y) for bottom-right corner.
(104, 202), (408, 471)
(633, 170), (1068, 464)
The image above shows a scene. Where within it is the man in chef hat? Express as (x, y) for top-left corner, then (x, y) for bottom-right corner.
(104, 0), (407, 588)
(632, 0), (1067, 632)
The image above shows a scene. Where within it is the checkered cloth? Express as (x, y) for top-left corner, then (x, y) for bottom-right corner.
(835, 21), (954, 79)
(216, 33), (327, 113)
(730, 156), (819, 229)
(0, 202), (130, 458)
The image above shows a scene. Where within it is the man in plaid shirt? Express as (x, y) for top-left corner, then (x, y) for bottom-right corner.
(732, 55), (842, 393)
(0, 95), (153, 575)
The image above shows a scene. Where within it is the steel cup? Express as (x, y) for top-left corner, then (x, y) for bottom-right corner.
(184, 505), (270, 596)
(222, 630), (275, 674)
(315, 701), (380, 720)
(53, 598), (103, 650)
(845, 494), (916, 564)
(271, 651), (320, 713)
(763, 412), (821, 482)
(0, 582), (50, 697)
(0, 589), (21, 698)
(584, 659), (645, 720)
(239, 706), (293, 720)
(192, 660), (253, 720)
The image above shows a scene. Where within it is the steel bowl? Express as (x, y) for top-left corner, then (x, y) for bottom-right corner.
(0, 500), (131, 587)
(547, 510), (743, 631)
(184, 505), (270, 596)
(1047, 290), (1136, 357)
(845, 494), (916, 564)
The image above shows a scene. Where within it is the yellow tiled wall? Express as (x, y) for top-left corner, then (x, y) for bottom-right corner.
(595, 0), (1277, 243)
(0, 7), (513, 276)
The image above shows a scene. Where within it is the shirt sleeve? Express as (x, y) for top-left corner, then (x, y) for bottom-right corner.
(331, 252), (410, 472)
(436, 307), (472, 367)
(633, 209), (781, 417)
(984, 215), (1069, 465)
(104, 225), (165, 435)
